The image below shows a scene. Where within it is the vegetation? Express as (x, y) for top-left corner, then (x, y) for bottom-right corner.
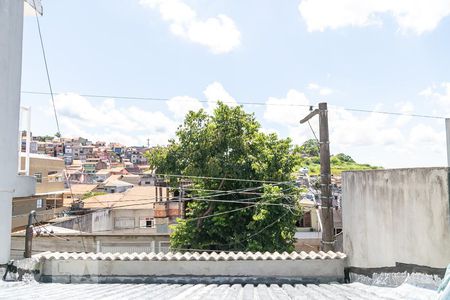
(298, 139), (381, 175)
(146, 103), (302, 252)
(81, 191), (107, 200)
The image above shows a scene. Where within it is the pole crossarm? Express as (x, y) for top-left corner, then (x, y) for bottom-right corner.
(299, 109), (319, 124)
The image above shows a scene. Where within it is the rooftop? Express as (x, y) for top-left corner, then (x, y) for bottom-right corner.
(82, 185), (165, 209)
(0, 281), (437, 299)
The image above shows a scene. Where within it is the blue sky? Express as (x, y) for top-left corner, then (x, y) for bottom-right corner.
(20, 0), (450, 168)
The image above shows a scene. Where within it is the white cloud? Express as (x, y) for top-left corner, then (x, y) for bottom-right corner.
(298, 0), (450, 34)
(420, 82), (450, 116)
(54, 93), (178, 146)
(48, 82), (238, 145)
(264, 90), (311, 126)
(409, 123), (444, 145)
(262, 89), (446, 167)
(166, 96), (203, 119)
(203, 81), (238, 111)
(307, 82), (333, 96)
(139, 0), (241, 54)
(394, 101), (414, 127)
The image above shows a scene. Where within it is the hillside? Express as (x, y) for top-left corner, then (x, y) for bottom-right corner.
(298, 139), (381, 175)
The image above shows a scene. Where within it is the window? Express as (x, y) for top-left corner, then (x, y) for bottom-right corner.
(34, 173), (42, 183)
(36, 198), (43, 209)
(139, 217), (155, 228)
(48, 171), (63, 182)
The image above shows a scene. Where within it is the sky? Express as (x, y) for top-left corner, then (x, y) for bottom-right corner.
(20, 0), (450, 168)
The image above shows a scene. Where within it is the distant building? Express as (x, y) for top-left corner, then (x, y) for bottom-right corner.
(12, 154), (66, 230)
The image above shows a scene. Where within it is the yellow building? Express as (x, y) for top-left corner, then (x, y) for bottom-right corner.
(12, 154), (66, 230)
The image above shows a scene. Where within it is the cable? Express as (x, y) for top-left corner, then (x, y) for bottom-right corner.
(336, 106), (445, 120)
(20, 90), (447, 119)
(307, 120), (320, 144)
(31, 4), (86, 251)
(155, 173), (295, 184)
(184, 204), (259, 222)
(31, 0), (60, 135)
(20, 91), (311, 108)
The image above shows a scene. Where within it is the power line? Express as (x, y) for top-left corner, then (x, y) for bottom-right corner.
(20, 91), (310, 108)
(21, 90), (446, 119)
(31, 5), (86, 251)
(336, 106), (445, 120)
(155, 173), (295, 184)
(31, 1), (60, 135)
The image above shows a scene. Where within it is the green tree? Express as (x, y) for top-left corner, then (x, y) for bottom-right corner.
(334, 153), (355, 163)
(146, 103), (301, 252)
(299, 139), (319, 157)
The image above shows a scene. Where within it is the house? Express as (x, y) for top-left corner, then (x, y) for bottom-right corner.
(103, 179), (133, 193)
(63, 183), (98, 205)
(109, 166), (128, 175)
(294, 198), (342, 252)
(12, 153), (66, 230)
(12, 186), (181, 254)
(82, 185), (179, 236)
(95, 169), (112, 182)
(120, 174), (140, 185)
(82, 161), (97, 174)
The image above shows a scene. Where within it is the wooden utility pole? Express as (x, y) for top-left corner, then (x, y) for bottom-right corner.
(446, 118), (450, 167)
(24, 210), (36, 258)
(300, 102), (334, 251)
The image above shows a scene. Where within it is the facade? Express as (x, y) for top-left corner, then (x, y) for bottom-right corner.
(12, 154), (66, 230)
(343, 168), (450, 269)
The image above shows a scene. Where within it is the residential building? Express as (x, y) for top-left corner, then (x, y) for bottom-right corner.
(95, 169), (112, 182)
(12, 153), (66, 230)
(103, 179), (133, 193)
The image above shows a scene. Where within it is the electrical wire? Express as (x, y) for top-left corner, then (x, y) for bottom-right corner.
(20, 90), (447, 119)
(307, 120), (320, 145)
(155, 173), (295, 184)
(31, 0), (60, 135)
(31, 3), (86, 251)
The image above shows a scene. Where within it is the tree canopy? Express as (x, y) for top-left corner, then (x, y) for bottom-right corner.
(146, 103), (301, 252)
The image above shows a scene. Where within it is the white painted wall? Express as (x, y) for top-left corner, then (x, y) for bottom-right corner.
(343, 168), (450, 269)
(0, 0), (25, 264)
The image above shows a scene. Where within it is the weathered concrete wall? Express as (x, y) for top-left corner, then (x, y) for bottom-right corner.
(343, 168), (450, 269)
(10, 234), (170, 259)
(40, 259), (346, 284)
(0, 0), (24, 264)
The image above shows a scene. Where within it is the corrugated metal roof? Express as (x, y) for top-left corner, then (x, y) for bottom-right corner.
(34, 251), (346, 261)
(0, 282), (437, 300)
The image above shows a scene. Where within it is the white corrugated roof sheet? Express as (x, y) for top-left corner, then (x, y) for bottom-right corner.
(34, 250), (346, 261)
(0, 282), (438, 299)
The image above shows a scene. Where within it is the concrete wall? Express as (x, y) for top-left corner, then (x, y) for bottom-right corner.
(13, 175), (36, 198)
(12, 206), (65, 231)
(39, 259), (346, 284)
(343, 168), (450, 269)
(11, 234), (170, 259)
(0, 0), (24, 264)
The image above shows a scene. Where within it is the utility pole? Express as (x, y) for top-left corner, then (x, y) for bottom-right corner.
(300, 102), (334, 251)
(446, 118), (450, 167)
(147, 138), (150, 148)
(24, 210), (36, 258)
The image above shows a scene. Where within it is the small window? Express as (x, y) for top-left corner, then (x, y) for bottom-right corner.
(34, 173), (42, 183)
(36, 198), (43, 208)
(139, 217), (154, 228)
